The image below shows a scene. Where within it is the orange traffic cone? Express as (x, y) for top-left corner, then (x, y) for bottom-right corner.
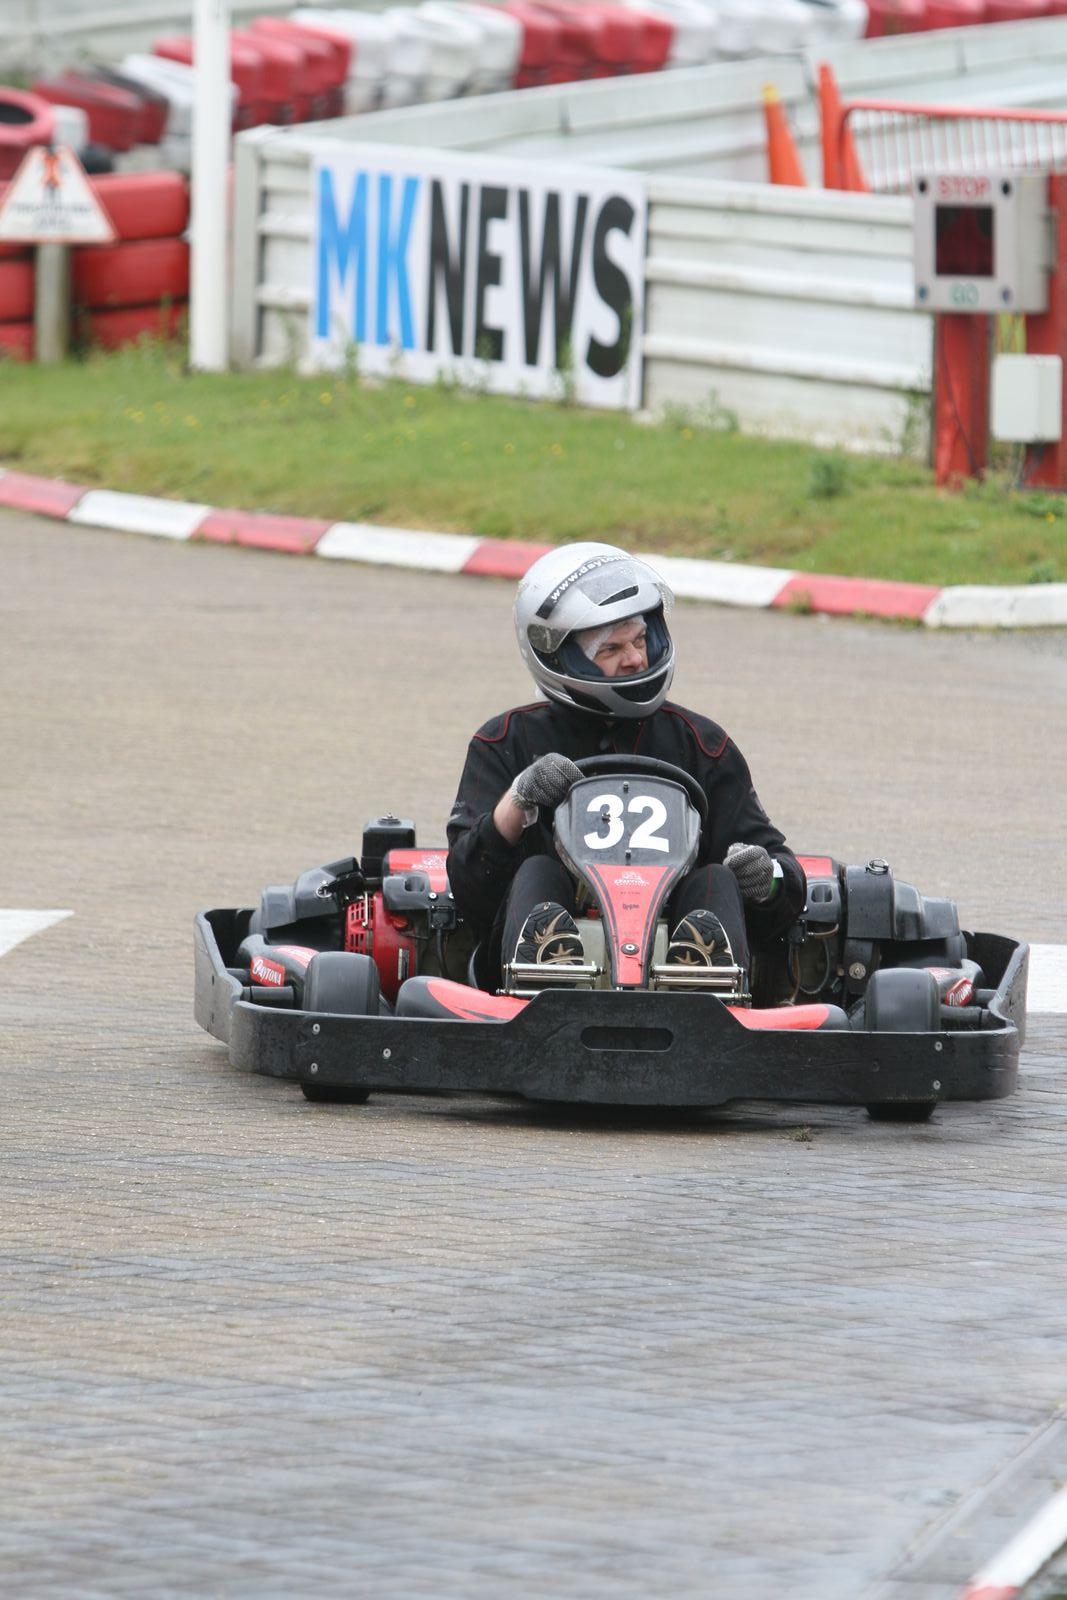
(818, 62), (869, 192)
(762, 85), (807, 187)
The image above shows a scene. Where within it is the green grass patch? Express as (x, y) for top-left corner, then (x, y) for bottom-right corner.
(1, 340), (1064, 586)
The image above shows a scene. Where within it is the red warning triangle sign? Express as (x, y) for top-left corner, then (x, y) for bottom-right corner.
(0, 145), (116, 245)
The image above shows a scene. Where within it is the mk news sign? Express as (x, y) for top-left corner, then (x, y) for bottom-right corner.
(311, 144), (646, 409)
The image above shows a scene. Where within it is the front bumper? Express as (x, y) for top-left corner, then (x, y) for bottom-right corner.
(195, 910), (1026, 1111)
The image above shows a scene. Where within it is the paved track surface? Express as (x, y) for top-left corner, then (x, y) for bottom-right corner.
(2, 511), (1065, 1600)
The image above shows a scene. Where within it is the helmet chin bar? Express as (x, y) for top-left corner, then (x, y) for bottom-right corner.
(542, 662), (674, 720)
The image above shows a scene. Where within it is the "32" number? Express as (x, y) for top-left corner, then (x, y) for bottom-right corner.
(583, 793), (670, 852)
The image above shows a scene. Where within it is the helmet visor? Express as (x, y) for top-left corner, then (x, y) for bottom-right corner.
(545, 606), (672, 686)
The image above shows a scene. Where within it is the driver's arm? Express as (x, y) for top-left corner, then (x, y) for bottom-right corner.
(493, 789), (530, 845)
(446, 734), (523, 933)
(704, 742), (806, 939)
(447, 743), (581, 931)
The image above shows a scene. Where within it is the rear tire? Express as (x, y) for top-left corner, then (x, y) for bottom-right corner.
(300, 952), (378, 1104)
(864, 968), (940, 1123)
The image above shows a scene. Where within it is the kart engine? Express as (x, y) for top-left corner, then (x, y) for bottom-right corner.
(786, 853), (979, 1010)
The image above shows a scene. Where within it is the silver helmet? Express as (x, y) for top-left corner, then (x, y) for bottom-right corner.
(514, 543), (675, 719)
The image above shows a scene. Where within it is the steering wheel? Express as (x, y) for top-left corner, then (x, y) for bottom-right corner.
(574, 754), (708, 824)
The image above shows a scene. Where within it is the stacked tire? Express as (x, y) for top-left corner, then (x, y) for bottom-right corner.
(0, 90), (51, 360)
(0, 240), (34, 363)
(73, 172), (190, 351)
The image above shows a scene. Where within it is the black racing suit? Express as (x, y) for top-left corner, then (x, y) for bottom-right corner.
(446, 697), (806, 977)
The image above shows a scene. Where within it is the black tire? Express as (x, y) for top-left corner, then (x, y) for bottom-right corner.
(302, 1082), (370, 1105)
(303, 951), (379, 1015)
(863, 967), (940, 1034)
(300, 952), (379, 1105)
(866, 1101), (937, 1123)
(864, 967), (940, 1122)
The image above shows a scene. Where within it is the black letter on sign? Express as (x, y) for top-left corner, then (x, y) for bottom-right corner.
(519, 191), (589, 367)
(426, 180), (469, 356)
(474, 186), (508, 362)
(586, 196), (636, 380)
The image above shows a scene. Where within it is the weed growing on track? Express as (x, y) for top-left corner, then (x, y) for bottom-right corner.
(1, 341), (1065, 585)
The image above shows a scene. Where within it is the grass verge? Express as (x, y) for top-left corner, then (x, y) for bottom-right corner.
(1, 341), (1064, 586)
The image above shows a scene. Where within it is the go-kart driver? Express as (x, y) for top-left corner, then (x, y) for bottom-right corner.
(446, 543), (806, 984)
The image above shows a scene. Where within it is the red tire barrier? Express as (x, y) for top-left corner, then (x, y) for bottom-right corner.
(232, 28), (306, 122)
(865, 0), (927, 32)
(0, 89), (55, 182)
(0, 320), (32, 361)
(272, 18), (352, 84)
(924, 0), (985, 21)
(154, 35), (267, 127)
(986, 0), (1050, 16)
(0, 258), (34, 322)
(80, 300), (186, 350)
(72, 237), (189, 310)
(527, 0), (603, 78)
(0, 210), (32, 259)
(88, 172), (189, 242)
(583, 3), (646, 74)
(629, 7), (675, 70)
(251, 18), (343, 116)
(497, 3), (564, 87)
(90, 67), (169, 145)
(32, 74), (141, 152)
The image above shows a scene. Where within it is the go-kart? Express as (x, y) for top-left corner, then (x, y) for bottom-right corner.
(194, 757), (1028, 1121)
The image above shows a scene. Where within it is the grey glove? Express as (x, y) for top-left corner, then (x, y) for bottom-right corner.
(511, 752), (583, 812)
(725, 841), (777, 903)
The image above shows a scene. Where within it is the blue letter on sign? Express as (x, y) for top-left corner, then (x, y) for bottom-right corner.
(317, 167), (368, 342)
(376, 173), (419, 348)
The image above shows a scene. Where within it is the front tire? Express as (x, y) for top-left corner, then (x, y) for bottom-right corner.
(866, 1101), (937, 1123)
(301, 952), (379, 1104)
(864, 967), (941, 1123)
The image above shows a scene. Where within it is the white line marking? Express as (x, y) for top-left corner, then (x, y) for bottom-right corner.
(0, 909), (71, 960)
(958, 1482), (1067, 1599)
(636, 550), (795, 608)
(69, 490), (209, 540)
(1029, 944), (1067, 1015)
(316, 522), (481, 572)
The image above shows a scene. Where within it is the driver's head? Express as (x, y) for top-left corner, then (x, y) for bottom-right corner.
(514, 543), (675, 719)
(574, 615), (648, 678)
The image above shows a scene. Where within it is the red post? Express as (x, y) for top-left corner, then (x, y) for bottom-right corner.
(1023, 172), (1067, 488)
(933, 313), (990, 486)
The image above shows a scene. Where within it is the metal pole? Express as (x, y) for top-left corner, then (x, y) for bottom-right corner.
(190, 0), (231, 371)
(34, 243), (70, 364)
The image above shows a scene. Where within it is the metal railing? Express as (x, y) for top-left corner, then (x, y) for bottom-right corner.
(833, 93), (1067, 192)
